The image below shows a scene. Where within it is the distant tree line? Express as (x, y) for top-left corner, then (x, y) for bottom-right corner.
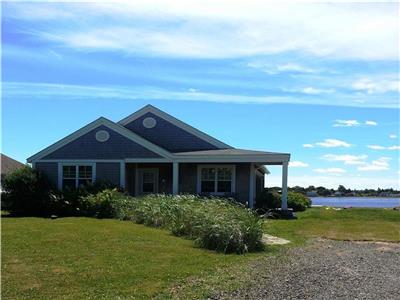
(267, 185), (400, 197)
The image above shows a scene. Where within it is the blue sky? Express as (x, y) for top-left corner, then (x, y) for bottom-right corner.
(2, 1), (399, 189)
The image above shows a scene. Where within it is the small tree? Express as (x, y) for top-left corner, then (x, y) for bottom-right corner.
(2, 166), (53, 216)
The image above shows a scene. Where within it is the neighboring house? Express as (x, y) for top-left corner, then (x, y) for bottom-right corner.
(28, 105), (290, 208)
(1, 153), (25, 188)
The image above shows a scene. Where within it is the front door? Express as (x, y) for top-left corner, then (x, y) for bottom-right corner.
(137, 168), (159, 195)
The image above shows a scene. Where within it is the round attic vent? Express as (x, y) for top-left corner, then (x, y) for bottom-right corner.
(143, 117), (157, 129)
(95, 130), (110, 142)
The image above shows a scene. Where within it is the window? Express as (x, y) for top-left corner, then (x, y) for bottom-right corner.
(78, 166), (93, 187)
(199, 166), (235, 194)
(62, 164), (94, 189)
(62, 166), (76, 189)
(142, 171), (155, 193)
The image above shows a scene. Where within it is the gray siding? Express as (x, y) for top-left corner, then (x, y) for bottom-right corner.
(179, 163), (197, 194)
(43, 125), (161, 160)
(96, 162), (120, 186)
(124, 112), (220, 152)
(235, 163), (250, 204)
(35, 162), (58, 187)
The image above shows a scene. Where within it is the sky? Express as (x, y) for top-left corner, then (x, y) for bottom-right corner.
(1, 1), (399, 189)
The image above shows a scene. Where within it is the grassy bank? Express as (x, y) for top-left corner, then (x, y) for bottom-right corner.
(2, 207), (398, 299)
(1, 217), (265, 299)
(265, 207), (400, 243)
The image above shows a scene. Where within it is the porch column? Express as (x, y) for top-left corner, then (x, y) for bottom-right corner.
(172, 162), (179, 195)
(281, 161), (288, 210)
(249, 163), (255, 208)
(120, 161), (126, 189)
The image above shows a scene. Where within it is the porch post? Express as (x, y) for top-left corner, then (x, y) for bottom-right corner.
(120, 161), (126, 189)
(172, 162), (179, 195)
(249, 163), (255, 208)
(281, 161), (288, 210)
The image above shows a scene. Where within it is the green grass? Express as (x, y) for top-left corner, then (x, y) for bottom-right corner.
(2, 207), (399, 299)
(265, 207), (400, 243)
(1, 217), (266, 299)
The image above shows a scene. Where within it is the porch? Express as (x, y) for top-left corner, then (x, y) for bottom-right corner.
(123, 158), (289, 209)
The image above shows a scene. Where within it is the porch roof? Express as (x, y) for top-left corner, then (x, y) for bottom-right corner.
(172, 148), (290, 164)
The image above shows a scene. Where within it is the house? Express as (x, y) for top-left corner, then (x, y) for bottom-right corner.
(1, 153), (25, 188)
(27, 105), (290, 209)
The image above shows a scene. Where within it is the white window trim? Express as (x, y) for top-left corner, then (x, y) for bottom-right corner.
(58, 162), (96, 190)
(196, 165), (236, 195)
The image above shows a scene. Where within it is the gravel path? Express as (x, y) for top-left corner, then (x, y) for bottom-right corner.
(215, 239), (400, 300)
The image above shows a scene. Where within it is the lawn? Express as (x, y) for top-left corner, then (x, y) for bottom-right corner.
(2, 207), (399, 299)
(265, 207), (400, 243)
(1, 217), (265, 300)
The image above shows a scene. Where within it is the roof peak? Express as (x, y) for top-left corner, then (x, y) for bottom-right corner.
(118, 104), (232, 149)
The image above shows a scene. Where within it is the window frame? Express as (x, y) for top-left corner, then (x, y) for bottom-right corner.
(59, 162), (96, 189)
(196, 165), (236, 195)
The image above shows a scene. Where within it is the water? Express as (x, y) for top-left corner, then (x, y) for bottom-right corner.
(310, 197), (400, 208)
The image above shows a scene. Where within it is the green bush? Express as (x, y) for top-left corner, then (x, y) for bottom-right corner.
(130, 194), (264, 254)
(255, 190), (281, 211)
(79, 189), (135, 219)
(2, 166), (53, 216)
(55, 180), (118, 216)
(287, 191), (312, 211)
(255, 189), (311, 212)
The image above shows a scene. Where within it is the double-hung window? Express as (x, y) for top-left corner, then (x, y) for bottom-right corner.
(198, 165), (235, 194)
(62, 164), (94, 189)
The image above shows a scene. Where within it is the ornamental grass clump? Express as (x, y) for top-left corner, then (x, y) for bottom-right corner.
(132, 194), (264, 254)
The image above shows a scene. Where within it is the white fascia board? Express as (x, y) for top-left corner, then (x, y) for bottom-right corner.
(27, 117), (173, 163)
(124, 158), (172, 163)
(36, 159), (124, 163)
(173, 154), (290, 164)
(118, 104), (232, 149)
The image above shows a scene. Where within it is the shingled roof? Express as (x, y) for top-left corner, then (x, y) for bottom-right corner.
(1, 154), (24, 176)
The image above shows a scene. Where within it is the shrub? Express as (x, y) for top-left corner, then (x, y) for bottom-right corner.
(2, 166), (53, 216)
(287, 191), (312, 211)
(255, 189), (311, 212)
(79, 189), (135, 219)
(55, 180), (118, 216)
(255, 190), (281, 211)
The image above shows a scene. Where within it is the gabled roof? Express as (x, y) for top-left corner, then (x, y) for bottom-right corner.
(1, 154), (24, 175)
(27, 117), (173, 162)
(118, 104), (232, 149)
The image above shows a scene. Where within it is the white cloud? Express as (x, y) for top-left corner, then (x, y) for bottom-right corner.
(276, 63), (316, 74)
(333, 119), (360, 127)
(358, 157), (391, 171)
(322, 154), (367, 165)
(389, 134), (397, 139)
(352, 78), (400, 94)
(246, 62), (317, 75)
(367, 145), (400, 150)
(365, 120), (378, 126)
(5, 2), (399, 60)
(367, 145), (386, 150)
(333, 119), (378, 127)
(289, 161), (309, 168)
(314, 168), (347, 175)
(302, 144), (314, 148)
(315, 139), (351, 148)
(300, 87), (334, 95)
